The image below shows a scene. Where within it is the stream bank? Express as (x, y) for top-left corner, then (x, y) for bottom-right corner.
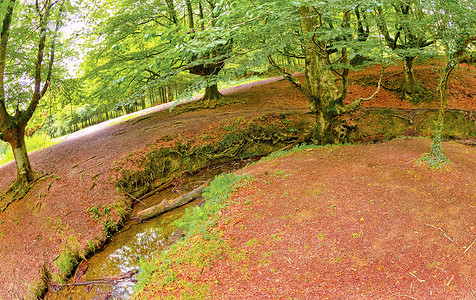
(43, 109), (475, 299)
(44, 159), (258, 300)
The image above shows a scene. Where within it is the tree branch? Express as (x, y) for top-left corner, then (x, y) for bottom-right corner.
(340, 64), (387, 115)
(0, 0), (16, 128)
(268, 54), (303, 92)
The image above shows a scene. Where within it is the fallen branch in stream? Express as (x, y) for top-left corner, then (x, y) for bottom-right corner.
(135, 180), (173, 202)
(133, 180), (212, 222)
(62, 270), (139, 287)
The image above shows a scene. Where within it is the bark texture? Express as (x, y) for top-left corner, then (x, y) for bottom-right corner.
(134, 180), (211, 222)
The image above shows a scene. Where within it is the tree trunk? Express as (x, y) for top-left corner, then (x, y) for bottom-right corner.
(133, 180), (211, 222)
(307, 109), (335, 145)
(401, 56), (420, 101)
(299, 6), (340, 145)
(202, 83), (222, 101)
(8, 129), (35, 183)
(167, 84), (174, 102)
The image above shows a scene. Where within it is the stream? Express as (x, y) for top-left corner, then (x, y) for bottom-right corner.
(45, 160), (254, 300)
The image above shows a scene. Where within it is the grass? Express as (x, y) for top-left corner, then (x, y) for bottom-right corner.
(0, 133), (59, 166)
(132, 173), (253, 299)
(218, 75), (266, 90)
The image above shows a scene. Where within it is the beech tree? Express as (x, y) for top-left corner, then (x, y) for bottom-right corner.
(253, 0), (388, 144)
(374, 1), (434, 101)
(0, 0), (64, 184)
(83, 0), (241, 106)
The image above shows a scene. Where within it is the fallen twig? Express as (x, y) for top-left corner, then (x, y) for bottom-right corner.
(463, 238), (476, 254)
(62, 270), (138, 287)
(446, 275), (454, 286)
(136, 180), (173, 202)
(409, 272), (426, 282)
(463, 275), (476, 299)
(425, 224), (454, 243)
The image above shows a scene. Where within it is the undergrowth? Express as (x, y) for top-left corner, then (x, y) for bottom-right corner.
(133, 173), (253, 299)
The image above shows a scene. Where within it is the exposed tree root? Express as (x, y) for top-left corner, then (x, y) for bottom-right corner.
(0, 173), (56, 213)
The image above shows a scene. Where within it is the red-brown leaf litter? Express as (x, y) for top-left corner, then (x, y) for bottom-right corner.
(0, 62), (474, 299)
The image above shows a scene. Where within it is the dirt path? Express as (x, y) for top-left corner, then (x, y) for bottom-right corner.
(0, 63), (474, 299)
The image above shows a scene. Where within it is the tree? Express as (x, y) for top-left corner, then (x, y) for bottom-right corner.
(82, 0), (241, 108)
(254, 0), (387, 144)
(0, 0), (64, 185)
(374, 0), (433, 101)
(419, 0), (476, 166)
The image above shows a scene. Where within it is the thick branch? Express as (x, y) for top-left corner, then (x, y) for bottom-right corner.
(339, 65), (386, 115)
(374, 7), (396, 50)
(26, 0), (52, 125)
(268, 55), (303, 93)
(133, 180), (211, 222)
(22, 0), (64, 125)
(0, 0), (16, 128)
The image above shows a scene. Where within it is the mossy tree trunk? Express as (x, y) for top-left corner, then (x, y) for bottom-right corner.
(300, 6), (339, 144)
(1, 122), (34, 183)
(269, 7), (383, 145)
(202, 83), (222, 101)
(401, 56), (420, 100)
(189, 62), (224, 102)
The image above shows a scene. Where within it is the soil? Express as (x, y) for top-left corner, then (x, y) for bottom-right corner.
(0, 62), (474, 299)
(135, 138), (476, 300)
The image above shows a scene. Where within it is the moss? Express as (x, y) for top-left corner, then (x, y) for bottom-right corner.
(113, 113), (310, 198)
(350, 108), (411, 142)
(53, 236), (84, 283)
(414, 110), (476, 138)
(27, 264), (50, 300)
(349, 108), (475, 143)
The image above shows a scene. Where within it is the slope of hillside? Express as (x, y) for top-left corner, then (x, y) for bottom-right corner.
(0, 62), (474, 299)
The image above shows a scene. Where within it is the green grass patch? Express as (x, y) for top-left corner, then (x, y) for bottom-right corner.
(0, 133), (59, 166)
(132, 173), (253, 299)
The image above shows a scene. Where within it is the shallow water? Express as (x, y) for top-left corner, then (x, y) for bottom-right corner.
(45, 160), (254, 300)
(46, 196), (191, 300)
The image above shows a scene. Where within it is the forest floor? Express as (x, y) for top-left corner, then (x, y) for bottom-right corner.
(0, 61), (475, 299)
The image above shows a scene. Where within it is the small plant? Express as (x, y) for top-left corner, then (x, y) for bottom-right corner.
(87, 204), (118, 235)
(416, 125), (451, 170)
